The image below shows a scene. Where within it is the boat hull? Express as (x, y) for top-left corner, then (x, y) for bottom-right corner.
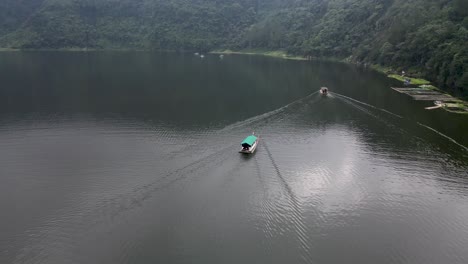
(320, 87), (328, 95)
(239, 140), (258, 154)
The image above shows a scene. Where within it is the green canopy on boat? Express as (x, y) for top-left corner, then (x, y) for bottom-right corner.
(241, 135), (257, 147)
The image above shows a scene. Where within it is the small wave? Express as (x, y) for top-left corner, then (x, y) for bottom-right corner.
(163, 91), (320, 160)
(333, 92), (403, 119)
(335, 95), (383, 120)
(14, 145), (235, 264)
(262, 140), (314, 262)
(417, 122), (468, 152)
(219, 91), (319, 132)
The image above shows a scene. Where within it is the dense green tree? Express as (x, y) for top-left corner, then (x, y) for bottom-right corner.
(0, 0), (466, 96)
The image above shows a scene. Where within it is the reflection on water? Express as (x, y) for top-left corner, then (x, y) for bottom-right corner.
(0, 52), (467, 264)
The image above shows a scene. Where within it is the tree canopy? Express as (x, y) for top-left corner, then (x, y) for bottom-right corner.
(0, 0), (466, 96)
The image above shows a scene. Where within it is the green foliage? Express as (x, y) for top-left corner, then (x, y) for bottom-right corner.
(0, 0), (45, 35)
(0, 0), (257, 51)
(388, 74), (431, 85)
(240, 0), (468, 96)
(0, 0), (467, 96)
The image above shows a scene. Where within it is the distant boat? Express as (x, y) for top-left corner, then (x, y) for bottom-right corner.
(219, 54), (224, 59)
(194, 52), (199, 56)
(320, 87), (328, 95)
(239, 133), (259, 154)
(425, 101), (444, 110)
(200, 54), (205, 58)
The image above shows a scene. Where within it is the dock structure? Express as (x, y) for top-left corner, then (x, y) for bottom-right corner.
(392, 87), (468, 113)
(391, 87), (454, 101)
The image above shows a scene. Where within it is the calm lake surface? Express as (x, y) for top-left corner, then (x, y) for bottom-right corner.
(0, 52), (467, 264)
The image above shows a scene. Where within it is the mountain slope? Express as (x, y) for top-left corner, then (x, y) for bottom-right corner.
(0, 0), (257, 50)
(0, 0), (46, 37)
(0, 0), (466, 96)
(243, 0), (468, 96)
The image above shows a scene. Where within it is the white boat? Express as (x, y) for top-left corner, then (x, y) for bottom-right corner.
(426, 100), (445, 110)
(320, 87), (328, 95)
(239, 134), (259, 154)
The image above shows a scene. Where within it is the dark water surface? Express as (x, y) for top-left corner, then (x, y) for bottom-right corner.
(0, 52), (467, 264)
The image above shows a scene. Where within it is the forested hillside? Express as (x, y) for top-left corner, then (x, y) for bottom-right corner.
(0, 0), (257, 50)
(0, 0), (467, 96)
(244, 0), (468, 97)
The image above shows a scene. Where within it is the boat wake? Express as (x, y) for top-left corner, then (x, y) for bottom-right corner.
(164, 91), (320, 160)
(332, 92), (403, 119)
(417, 122), (468, 152)
(120, 91), (322, 216)
(335, 94), (403, 130)
(14, 145), (235, 263)
(333, 92), (468, 153)
(219, 91), (319, 133)
(262, 141), (314, 262)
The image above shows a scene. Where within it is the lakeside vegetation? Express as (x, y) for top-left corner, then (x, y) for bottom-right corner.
(0, 0), (467, 99)
(211, 49), (307, 61)
(214, 48), (468, 113)
(387, 75), (431, 85)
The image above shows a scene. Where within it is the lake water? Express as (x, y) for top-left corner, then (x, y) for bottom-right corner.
(0, 52), (467, 264)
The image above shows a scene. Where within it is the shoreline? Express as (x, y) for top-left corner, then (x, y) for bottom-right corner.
(0, 48), (155, 52)
(210, 49), (307, 61)
(2, 47), (466, 112)
(212, 49), (467, 113)
(211, 49), (345, 64)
